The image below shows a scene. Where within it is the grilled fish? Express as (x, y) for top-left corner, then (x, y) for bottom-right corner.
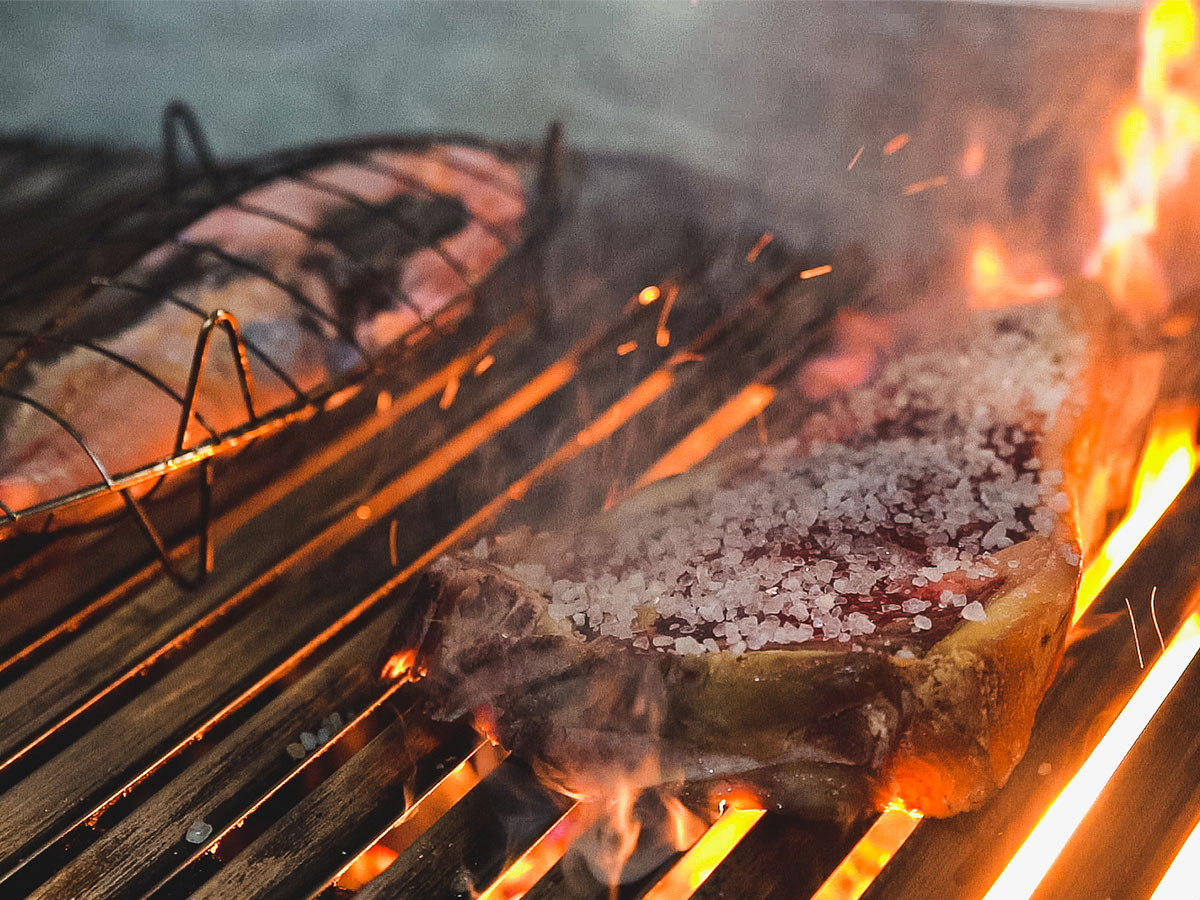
(0, 138), (540, 524)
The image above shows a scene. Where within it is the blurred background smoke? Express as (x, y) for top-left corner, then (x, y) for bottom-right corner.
(0, 1), (1143, 288)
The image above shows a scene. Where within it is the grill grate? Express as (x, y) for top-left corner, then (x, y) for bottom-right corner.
(3, 94), (1200, 900)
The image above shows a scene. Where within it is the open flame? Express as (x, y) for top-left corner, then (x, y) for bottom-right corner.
(966, 225), (1062, 310)
(1087, 0), (1200, 320)
(1074, 404), (1199, 620)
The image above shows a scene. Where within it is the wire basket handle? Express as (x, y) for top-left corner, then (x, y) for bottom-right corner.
(174, 308), (259, 455)
(162, 100), (226, 202)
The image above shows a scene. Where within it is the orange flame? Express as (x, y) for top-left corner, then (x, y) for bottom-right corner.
(662, 795), (708, 852)
(380, 650), (418, 681)
(1075, 405), (1199, 621)
(598, 779), (644, 893)
(966, 226), (1063, 309)
(1087, 0), (1200, 320)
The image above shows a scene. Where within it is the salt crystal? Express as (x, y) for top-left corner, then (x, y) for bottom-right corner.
(472, 538), (489, 558)
(286, 742), (306, 760)
(912, 615), (932, 631)
(185, 821), (213, 844)
(300, 732), (318, 751)
(961, 601), (987, 622)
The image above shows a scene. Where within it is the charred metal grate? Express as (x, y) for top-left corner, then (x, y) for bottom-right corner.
(2, 95), (1200, 900)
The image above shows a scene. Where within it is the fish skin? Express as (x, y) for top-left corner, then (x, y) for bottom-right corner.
(0, 141), (534, 518)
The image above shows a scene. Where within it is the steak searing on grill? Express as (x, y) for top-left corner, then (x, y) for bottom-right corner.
(389, 287), (1161, 818)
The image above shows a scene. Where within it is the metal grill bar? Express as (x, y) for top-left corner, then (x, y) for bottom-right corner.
(688, 817), (868, 900)
(1030, 645), (1200, 900)
(152, 711), (471, 900)
(15, 615), (447, 899)
(353, 758), (571, 900)
(518, 827), (687, 900)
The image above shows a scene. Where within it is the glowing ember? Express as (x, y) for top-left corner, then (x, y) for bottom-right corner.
(337, 844), (398, 891)
(617, 341), (639, 357)
(639, 285), (662, 306)
(746, 232), (774, 263)
(902, 176), (948, 196)
(474, 354), (496, 376)
(656, 284), (679, 347)
(809, 802), (924, 900)
(1087, 0), (1200, 320)
(1149, 808), (1200, 898)
(477, 803), (588, 900)
(639, 806), (765, 900)
(439, 374), (461, 409)
(799, 264), (833, 280)
(848, 145), (865, 170)
(1074, 406), (1199, 621)
(981, 614), (1200, 900)
(355, 504), (372, 522)
(882, 133), (910, 155)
